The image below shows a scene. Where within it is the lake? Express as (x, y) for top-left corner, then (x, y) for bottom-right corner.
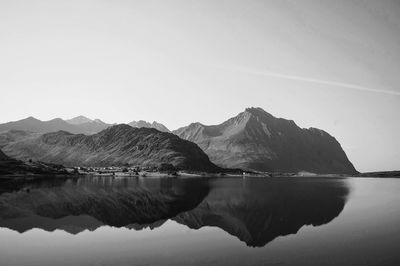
(0, 176), (400, 265)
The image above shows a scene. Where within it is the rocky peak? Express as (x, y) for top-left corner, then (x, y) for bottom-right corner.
(151, 121), (170, 132)
(187, 122), (205, 129)
(93, 119), (105, 124)
(21, 116), (41, 122)
(66, 116), (93, 125)
(244, 107), (273, 118)
(129, 120), (170, 132)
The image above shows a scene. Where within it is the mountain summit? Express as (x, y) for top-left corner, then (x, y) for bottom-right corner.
(174, 107), (357, 174)
(66, 115), (93, 125)
(129, 120), (170, 132)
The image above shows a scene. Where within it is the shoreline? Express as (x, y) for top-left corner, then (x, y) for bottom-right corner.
(1, 170), (399, 182)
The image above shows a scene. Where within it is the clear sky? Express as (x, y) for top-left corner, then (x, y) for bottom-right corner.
(1, 0), (400, 172)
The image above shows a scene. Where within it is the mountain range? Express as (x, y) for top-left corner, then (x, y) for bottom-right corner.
(2, 124), (219, 171)
(174, 107), (356, 174)
(0, 116), (169, 135)
(0, 108), (357, 174)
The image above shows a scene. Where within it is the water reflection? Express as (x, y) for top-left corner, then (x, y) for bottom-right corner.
(0, 176), (211, 233)
(175, 177), (350, 246)
(0, 176), (349, 247)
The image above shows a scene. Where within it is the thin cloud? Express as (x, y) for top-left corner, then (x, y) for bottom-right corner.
(217, 65), (400, 96)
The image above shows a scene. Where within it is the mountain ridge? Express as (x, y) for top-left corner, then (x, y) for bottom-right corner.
(0, 117), (91, 134)
(3, 124), (220, 172)
(0, 116), (170, 135)
(129, 120), (170, 132)
(1, 108), (357, 173)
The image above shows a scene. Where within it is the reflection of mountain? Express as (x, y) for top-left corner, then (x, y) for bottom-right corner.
(0, 177), (349, 248)
(173, 177), (349, 247)
(0, 177), (210, 233)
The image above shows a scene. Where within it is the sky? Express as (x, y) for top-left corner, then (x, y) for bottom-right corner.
(1, 0), (400, 172)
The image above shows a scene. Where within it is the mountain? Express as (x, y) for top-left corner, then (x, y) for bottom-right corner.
(0, 117), (111, 135)
(65, 115), (93, 125)
(0, 117), (82, 134)
(3, 124), (220, 172)
(174, 107), (357, 174)
(0, 116), (167, 135)
(68, 118), (111, 134)
(129, 120), (170, 132)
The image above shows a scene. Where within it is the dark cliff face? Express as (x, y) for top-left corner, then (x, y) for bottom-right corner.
(3, 124), (220, 172)
(174, 107), (357, 174)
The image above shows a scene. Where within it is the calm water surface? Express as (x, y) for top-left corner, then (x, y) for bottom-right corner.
(0, 176), (400, 265)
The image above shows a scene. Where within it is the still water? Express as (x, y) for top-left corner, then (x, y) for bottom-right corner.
(0, 176), (400, 266)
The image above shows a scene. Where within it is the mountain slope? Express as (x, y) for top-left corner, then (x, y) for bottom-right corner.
(129, 120), (170, 132)
(3, 124), (219, 171)
(174, 107), (357, 174)
(0, 148), (69, 175)
(0, 130), (38, 148)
